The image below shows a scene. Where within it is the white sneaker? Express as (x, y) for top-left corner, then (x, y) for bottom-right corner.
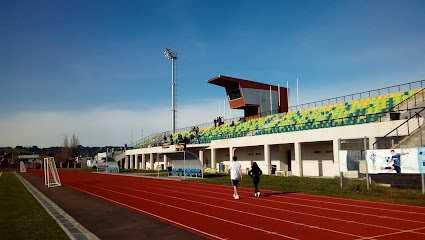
(254, 193), (257, 197)
(234, 195), (239, 199)
(257, 192), (261, 197)
(233, 193), (236, 198)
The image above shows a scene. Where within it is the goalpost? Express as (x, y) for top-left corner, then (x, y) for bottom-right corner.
(44, 157), (61, 188)
(20, 161), (26, 173)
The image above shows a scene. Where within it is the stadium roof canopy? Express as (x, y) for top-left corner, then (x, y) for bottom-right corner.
(207, 75), (280, 91)
(207, 75), (289, 118)
(164, 151), (202, 170)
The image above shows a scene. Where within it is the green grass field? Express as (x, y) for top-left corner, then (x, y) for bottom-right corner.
(185, 173), (425, 206)
(0, 172), (69, 240)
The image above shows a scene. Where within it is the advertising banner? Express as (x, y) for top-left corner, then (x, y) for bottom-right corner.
(366, 148), (420, 174)
(417, 147), (425, 173)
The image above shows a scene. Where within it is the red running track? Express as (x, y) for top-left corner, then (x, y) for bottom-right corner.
(28, 170), (425, 240)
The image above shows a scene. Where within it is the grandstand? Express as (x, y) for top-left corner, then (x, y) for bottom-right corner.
(124, 79), (425, 178)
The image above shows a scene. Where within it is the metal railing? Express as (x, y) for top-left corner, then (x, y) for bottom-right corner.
(390, 88), (425, 112)
(146, 109), (401, 148)
(132, 79), (425, 148)
(131, 109), (280, 148)
(287, 80), (425, 112)
(372, 107), (425, 149)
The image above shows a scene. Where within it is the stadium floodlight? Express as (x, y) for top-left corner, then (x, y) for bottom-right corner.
(164, 48), (178, 133)
(164, 48), (178, 59)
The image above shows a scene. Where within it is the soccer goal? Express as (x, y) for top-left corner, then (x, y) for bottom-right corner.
(20, 161), (26, 173)
(44, 157), (61, 188)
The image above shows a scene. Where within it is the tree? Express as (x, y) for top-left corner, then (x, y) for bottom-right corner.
(61, 135), (70, 162)
(70, 134), (79, 158)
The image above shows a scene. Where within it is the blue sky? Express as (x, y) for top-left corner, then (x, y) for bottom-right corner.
(1, 0), (424, 147)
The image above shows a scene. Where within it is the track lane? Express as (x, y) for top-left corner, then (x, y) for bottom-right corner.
(28, 170), (425, 240)
(115, 178), (425, 232)
(69, 181), (300, 240)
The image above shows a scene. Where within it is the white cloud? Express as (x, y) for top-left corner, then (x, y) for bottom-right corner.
(0, 100), (243, 148)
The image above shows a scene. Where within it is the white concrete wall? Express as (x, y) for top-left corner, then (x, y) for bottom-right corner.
(322, 160), (336, 177)
(125, 120), (405, 177)
(303, 161), (319, 176)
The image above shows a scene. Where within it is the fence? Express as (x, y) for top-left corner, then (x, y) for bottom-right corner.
(288, 79), (425, 112)
(339, 137), (425, 192)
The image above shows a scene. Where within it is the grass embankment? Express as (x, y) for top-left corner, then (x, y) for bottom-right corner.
(185, 173), (425, 206)
(0, 172), (69, 240)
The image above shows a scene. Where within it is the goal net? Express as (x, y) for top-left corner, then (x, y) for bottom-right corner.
(44, 157), (61, 188)
(20, 161), (26, 172)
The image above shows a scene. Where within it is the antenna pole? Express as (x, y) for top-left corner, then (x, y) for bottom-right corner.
(297, 78), (299, 106)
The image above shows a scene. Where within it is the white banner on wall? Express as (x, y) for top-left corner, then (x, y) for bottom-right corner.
(417, 147), (425, 173)
(366, 148), (420, 174)
(339, 150), (348, 172)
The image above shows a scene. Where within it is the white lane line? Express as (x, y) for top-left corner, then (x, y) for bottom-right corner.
(169, 179), (425, 214)
(67, 185), (225, 240)
(90, 183), (362, 239)
(111, 181), (416, 232)
(292, 192), (425, 210)
(272, 195), (425, 216)
(126, 179), (425, 225)
(164, 178), (425, 211)
(70, 184), (300, 240)
(355, 226), (425, 239)
(250, 194), (425, 224)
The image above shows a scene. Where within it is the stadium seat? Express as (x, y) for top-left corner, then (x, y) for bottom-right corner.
(133, 88), (424, 149)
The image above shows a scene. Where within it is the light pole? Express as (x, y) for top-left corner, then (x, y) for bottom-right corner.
(164, 48), (178, 133)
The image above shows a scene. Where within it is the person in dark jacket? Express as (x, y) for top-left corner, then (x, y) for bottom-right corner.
(248, 162), (262, 197)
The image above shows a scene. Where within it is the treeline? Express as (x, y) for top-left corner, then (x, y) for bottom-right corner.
(1, 134), (120, 163)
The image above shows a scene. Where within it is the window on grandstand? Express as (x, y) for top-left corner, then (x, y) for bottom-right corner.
(228, 89), (242, 100)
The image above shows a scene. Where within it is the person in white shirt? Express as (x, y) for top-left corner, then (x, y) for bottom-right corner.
(228, 156), (242, 199)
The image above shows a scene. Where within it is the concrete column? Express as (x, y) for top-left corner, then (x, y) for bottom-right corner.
(264, 144), (271, 175)
(369, 136), (376, 150)
(156, 153), (160, 170)
(142, 154), (146, 170)
(229, 147), (234, 162)
(130, 155), (134, 169)
(134, 155), (139, 170)
(164, 155), (168, 168)
(150, 153), (154, 170)
(295, 142), (303, 177)
(125, 155), (129, 169)
(199, 150), (204, 166)
(333, 138), (341, 177)
(211, 148), (216, 169)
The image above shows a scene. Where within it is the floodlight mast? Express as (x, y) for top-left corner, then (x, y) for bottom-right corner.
(164, 48), (178, 133)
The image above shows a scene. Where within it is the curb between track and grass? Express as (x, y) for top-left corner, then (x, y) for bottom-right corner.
(14, 172), (99, 240)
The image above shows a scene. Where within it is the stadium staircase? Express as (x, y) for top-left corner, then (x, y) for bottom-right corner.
(380, 109), (425, 149)
(134, 88), (425, 149)
(113, 151), (126, 163)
